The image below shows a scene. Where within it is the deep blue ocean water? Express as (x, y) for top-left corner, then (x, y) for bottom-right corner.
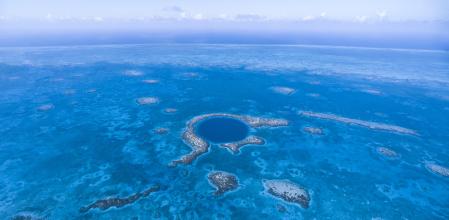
(0, 44), (448, 219)
(197, 118), (249, 143)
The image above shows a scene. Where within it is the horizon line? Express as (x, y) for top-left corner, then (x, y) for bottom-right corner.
(1, 42), (447, 53)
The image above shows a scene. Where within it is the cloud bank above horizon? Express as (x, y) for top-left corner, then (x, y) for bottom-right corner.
(1, 0), (448, 49)
(1, 0), (448, 24)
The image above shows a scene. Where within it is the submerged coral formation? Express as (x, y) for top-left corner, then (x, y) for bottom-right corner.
(208, 171), (239, 195)
(376, 147), (399, 158)
(136, 97), (159, 105)
(425, 163), (449, 177)
(270, 86), (296, 95)
(170, 113), (288, 166)
(299, 111), (417, 135)
(37, 104), (54, 111)
(11, 212), (42, 220)
(220, 136), (265, 154)
(263, 179), (310, 209)
(123, 70), (144, 76)
(163, 108), (178, 113)
(142, 79), (159, 84)
(79, 185), (160, 213)
(154, 127), (169, 135)
(303, 126), (324, 135)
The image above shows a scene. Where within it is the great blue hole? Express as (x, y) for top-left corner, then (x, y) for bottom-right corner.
(196, 117), (249, 143)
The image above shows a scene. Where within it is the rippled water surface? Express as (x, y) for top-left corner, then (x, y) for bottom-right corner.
(0, 44), (448, 219)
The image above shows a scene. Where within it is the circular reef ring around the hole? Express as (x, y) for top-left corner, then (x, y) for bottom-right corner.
(170, 113), (289, 166)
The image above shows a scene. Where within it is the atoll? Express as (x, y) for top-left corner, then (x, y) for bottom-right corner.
(208, 171), (239, 195)
(170, 113), (288, 166)
(79, 185), (160, 213)
(299, 111), (417, 135)
(270, 86), (296, 95)
(37, 104), (54, 111)
(136, 97), (159, 105)
(303, 126), (324, 135)
(220, 136), (265, 154)
(376, 147), (399, 158)
(263, 179), (310, 209)
(425, 163), (449, 177)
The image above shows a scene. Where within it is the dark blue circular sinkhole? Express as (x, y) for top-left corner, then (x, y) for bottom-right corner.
(196, 117), (249, 143)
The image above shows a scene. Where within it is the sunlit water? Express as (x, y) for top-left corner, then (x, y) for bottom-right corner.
(0, 44), (448, 219)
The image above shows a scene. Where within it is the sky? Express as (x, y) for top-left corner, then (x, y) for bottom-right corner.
(0, 0), (448, 48)
(1, 0), (448, 22)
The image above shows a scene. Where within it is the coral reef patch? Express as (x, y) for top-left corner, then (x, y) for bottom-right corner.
(208, 171), (239, 196)
(136, 97), (159, 105)
(303, 126), (324, 135)
(263, 179), (310, 209)
(299, 111), (417, 135)
(220, 136), (265, 154)
(426, 163), (449, 177)
(270, 86), (296, 95)
(79, 185), (160, 213)
(376, 147), (399, 158)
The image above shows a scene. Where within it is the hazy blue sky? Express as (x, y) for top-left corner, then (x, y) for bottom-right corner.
(1, 0), (448, 22)
(1, 0), (448, 49)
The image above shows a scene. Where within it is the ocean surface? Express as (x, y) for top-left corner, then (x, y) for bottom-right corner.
(0, 44), (448, 219)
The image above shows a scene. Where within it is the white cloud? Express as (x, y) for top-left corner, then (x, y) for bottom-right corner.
(218, 13), (229, 20)
(355, 15), (368, 23)
(93, 16), (104, 22)
(179, 12), (187, 19)
(377, 10), (387, 20)
(234, 14), (266, 21)
(46, 13), (53, 20)
(193, 13), (204, 20)
(302, 15), (315, 21)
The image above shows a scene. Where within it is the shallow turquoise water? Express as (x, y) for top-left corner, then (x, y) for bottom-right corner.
(0, 44), (448, 219)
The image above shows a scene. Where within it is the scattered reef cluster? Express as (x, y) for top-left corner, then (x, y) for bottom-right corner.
(169, 112), (313, 209)
(26, 71), (448, 218)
